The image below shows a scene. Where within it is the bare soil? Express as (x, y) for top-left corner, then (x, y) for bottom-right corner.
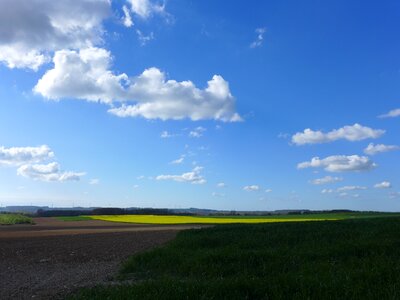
(0, 218), (202, 299)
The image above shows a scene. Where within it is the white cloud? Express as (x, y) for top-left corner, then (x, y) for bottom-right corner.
(212, 192), (225, 197)
(160, 131), (175, 138)
(389, 192), (400, 199)
(133, 184), (140, 189)
(292, 124), (385, 145)
(125, 0), (165, 20)
(217, 182), (226, 188)
(310, 176), (343, 185)
(374, 181), (392, 189)
(136, 30), (154, 46)
(0, 145), (54, 166)
(364, 143), (400, 155)
(34, 48), (128, 104)
(156, 166), (206, 184)
(122, 5), (134, 27)
(189, 127), (206, 138)
(17, 162), (85, 182)
(0, 0), (110, 70)
(0, 144), (84, 183)
(35, 50), (241, 122)
(108, 69), (242, 122)
(243, 185), (260, 192)
(265, 189), (272, 193)
(298, 155), (377, 172)
(170, 156), (184, 164)
(321, 189), (334, 194)
(89, 179), (100, 185)
(337, 186), (367, 192)
(250, 27), (266, 48)
(379, 108), (400, 118)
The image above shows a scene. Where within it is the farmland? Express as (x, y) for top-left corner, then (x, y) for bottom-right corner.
(0, 213), (33, 225)
(66, 211), (400, 225)
(70, 216), (400, 300)
(0, 217), (193, 299)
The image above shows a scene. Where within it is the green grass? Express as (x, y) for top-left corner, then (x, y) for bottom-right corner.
(0, 213), (33, 225)
(69, 217), (400, 299)
(56, 216), (92, 222)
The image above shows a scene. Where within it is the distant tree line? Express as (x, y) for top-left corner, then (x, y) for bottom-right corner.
(36, 208), (195, 217)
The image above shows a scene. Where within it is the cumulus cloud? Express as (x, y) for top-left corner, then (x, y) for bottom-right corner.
(243, 185), (260, 191)
(364, 143), (400, 155)
(217, 182), (226, 188)
(374, 181), (392, 189)
(34, 48), (128, 104)
(265, 189), (272, 193)
(108, 68), (242, 121)
(292, 124), (385, 145)
(250, 27), (266, 48)
(17, 162), (85, 182)
(298, 155), (377, 172)
(34, 49), (241, 122)
(0, 144), (84, 182)
(0, 0), (110, 70)
(156, 166), (206, 184)
(379, 108), (400, 118)
(310, 176), (343, 185)
(0, 145), (54, 166)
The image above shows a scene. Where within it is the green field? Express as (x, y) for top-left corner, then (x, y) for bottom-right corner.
(0, 213), (33, 225)
(70, 216), (400, 299)
(59, 212), (400, 225)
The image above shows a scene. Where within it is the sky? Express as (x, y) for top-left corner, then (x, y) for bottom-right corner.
(0, 0), (400, 211)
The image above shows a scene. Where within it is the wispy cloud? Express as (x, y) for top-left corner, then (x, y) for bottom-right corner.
(89, 179), (100, 185)
(170, 155), (185, 165)
(189, 127), (206, 138)
(379, 108), (400, 118)
(310, 176), (343, 185)
(250, 27), (266, 48)
(136, 29), (154, 46)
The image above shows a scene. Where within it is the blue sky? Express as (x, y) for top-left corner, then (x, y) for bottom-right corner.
(0, 0), (399, 211)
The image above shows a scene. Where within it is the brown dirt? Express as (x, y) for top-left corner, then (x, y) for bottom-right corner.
(0, 218), (203, 299)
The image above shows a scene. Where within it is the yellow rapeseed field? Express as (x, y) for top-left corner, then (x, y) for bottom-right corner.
(90, 214), (337, 224)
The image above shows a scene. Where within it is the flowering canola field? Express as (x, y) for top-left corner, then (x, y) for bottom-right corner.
(90, 214), (338, 224)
